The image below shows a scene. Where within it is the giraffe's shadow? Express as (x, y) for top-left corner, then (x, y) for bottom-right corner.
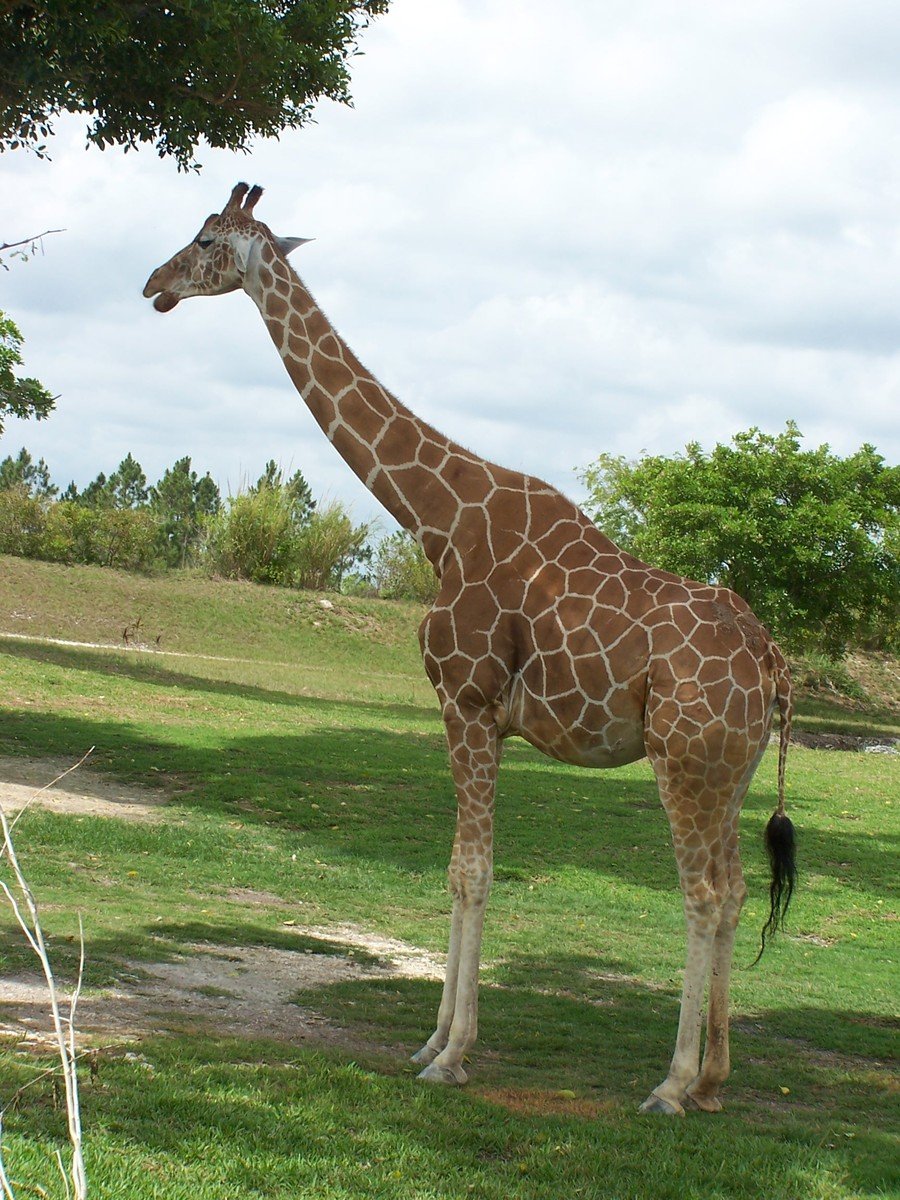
(2, 652), (895, 902)
(287, 942), (898, 1184)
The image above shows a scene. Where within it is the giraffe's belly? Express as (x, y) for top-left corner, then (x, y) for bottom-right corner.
(495, 677), (646, 769)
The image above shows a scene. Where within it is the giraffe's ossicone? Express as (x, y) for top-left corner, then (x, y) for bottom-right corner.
(144, 183), (797, 1115)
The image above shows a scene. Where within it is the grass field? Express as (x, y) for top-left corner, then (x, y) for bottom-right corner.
(0, 555), (897, 1200)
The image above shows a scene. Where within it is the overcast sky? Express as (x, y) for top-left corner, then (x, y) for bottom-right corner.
(1, 0), (898, 530)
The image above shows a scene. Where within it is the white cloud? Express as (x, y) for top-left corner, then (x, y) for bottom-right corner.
(1, 0), (898, 533)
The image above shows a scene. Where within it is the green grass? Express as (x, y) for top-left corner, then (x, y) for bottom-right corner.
(0, 557), (898, 1199)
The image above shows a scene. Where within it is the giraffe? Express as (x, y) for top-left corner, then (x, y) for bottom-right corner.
(143, 183), (796, 1115)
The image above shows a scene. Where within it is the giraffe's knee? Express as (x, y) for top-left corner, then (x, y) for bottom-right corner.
(448, 861), (493, 905)
(682, 879), (726, 931)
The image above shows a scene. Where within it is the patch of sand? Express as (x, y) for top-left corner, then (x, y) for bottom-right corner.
(0, 927), (443, 1056)
(0, 756), (171, 822)
(0, 758), (441, 1058)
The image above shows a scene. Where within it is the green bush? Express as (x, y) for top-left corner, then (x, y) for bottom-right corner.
(205, 488), (371, 592)
(41, 502), (160, 570)
(373, 530), (438, 603)
(0, 491), (159, 570)
(204, 485), (300, 585)
(0, 484), (45, 557)
(293, 502), (371, 592)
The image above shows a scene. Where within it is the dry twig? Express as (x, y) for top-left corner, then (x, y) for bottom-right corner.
(0, 756), (90, 1200)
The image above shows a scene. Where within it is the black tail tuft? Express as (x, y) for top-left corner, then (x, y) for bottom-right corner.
(752, 810), (797, 966)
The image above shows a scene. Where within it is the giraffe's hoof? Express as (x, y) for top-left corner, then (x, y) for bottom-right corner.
(638, 1091), (685, 1117)
(410, 1044), (440, 1067)
(416, 1061), (468, 1087)
(683, 1091), (723, 1113)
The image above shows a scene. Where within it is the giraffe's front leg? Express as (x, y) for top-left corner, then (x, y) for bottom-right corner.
(414, 704), (499, 1086)
(410, 895), (463, 1068)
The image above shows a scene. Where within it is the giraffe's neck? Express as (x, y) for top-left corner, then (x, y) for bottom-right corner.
(244, 245), (485, 568)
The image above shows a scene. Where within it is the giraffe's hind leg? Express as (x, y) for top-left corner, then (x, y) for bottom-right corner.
(682, 878), (745, 1113)
(639, 726), (760, 1115)
(683, 756), (763, 1111)
(638, 872), (722, 1116)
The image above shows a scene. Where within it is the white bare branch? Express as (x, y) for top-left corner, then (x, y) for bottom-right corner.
(0, 229), (65, 254)
(0, 755), (90, 1199)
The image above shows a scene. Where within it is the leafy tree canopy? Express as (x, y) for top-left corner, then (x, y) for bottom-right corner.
(579, 423), (900, 655)
(1, 0), (388, 168)
(68, 453), (149, 509)
(0, 311), (55, 434)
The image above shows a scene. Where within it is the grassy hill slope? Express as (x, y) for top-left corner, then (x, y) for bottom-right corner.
(0, 554), (431, 706)
(1, 554), (896, 732)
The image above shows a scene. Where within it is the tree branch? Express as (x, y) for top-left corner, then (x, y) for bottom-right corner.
(0, 229), (65, 254)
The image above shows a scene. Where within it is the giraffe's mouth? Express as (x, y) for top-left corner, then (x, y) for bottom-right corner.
(152, 291), (180, 313)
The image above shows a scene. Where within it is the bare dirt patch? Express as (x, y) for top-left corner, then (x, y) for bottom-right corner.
(0, 760), (441, 1059)
(790, 732), (899, 753)
(479, 1085), (615, 1119)
(0, 756), (172, 822)
(0, 926), (443, 1058)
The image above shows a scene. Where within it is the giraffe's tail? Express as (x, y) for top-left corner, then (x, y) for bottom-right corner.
(753, 650), (797, 966)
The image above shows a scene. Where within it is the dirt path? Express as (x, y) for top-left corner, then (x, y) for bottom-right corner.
(0, 755), (171, 821)
(0, 628), (408, 682)
(0, 930), (442, 1056)
(0, 756), (440, 1058)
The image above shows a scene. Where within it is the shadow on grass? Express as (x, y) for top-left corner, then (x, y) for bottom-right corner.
(0, 638), (436, 723)
(292, 953), (899, 1092)
(2, 707), (896, 901)
(2, 962), (896, 1199)
(4, 1034), (893, 1200)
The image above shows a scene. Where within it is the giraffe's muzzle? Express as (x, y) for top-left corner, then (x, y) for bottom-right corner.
(142, 268), (181, 312)
(151, 291), (180, 312)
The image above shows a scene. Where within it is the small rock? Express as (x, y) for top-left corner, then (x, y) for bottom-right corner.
(863, 741), (899, 755)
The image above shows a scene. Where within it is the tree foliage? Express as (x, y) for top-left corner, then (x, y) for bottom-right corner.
(65, 453), (149, 509)
(0, 446), (56, 496)
(293, 501), (371, 591)
(206, 480), (307, 585)
(251, 460), (315, 524)
(0, 486), (159, 569)
(0, 312), (55, 435)
(150, 456), (221, 567)
(1, 447), (381, 595)
(373, 530), (438, 603)
(1, 0), (388, 168)
(579, 423), (900, 654)
(206, 481), (370, 590)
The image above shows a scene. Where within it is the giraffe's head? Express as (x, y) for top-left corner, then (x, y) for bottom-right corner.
(143, 182), (309, 312)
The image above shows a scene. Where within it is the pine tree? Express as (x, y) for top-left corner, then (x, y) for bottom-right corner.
(150, 456), (221, 567)
(0, 446), (57, 497)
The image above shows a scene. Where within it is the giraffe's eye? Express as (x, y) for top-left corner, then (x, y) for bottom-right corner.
(196, 238), (214, 249)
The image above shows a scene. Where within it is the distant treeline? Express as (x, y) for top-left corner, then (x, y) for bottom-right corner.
(0, 448), (438, 603)
(4, 423), (898, 656)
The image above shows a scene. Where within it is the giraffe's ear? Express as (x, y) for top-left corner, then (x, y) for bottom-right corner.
(276, 236), (312, 256)
(232, 234), (253, 273)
